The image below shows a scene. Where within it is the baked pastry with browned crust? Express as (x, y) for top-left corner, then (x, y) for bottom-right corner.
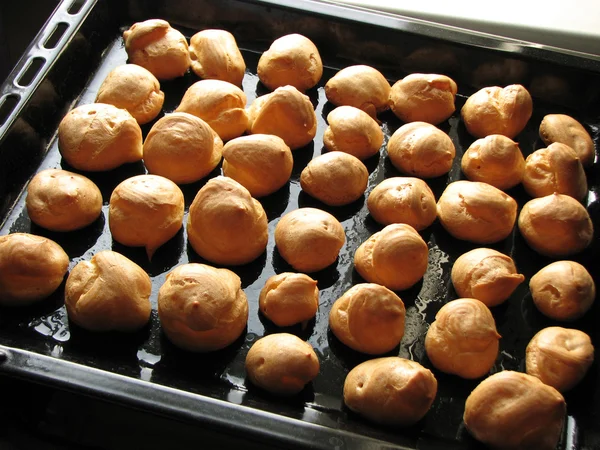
(540, 114), (595, 167)
(96, 64), (164, 125)
(222, 134), (293, 198)
(300, 152), (368, 206)
(323, 106), (383, 160)
(257, 34), (322, 92)
(389, 73), (457, 125)
(246, 333), (319, 395)
(518, 193), (593, 257)
(65, 250), (151, 331)
(58, 103), (143, 171)
(354, 223), (428, 291)
(189, 29), (246, 86)
(367, 177), (436, 230)
(259, 273), (318, 327)
(123, 19), (190, 80)
(344, 357), (437, 426)
(451, 248), (524, 307)
(275, 207), (345, 273)
(0, 233), (69, 306)
(530, 260), (595, 321)
(158, 263), (248, 351)
(26, 169), (102, 232)
(329, 283), (405, 355)
(143, 112), (223, 184)
(464, 371), (566, 450)
(187, 177), (268, 265)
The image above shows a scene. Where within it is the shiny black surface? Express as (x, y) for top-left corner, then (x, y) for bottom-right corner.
(0, 0), (599, 448)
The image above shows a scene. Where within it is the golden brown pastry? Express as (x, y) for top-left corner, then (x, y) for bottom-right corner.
(143, 112), (223, 184)
(65, 250), (151, 331)
(523, 142), (588, 201)
(158, 263), (248, 351)
(329, 283), (405, 354)
(389, 73), (457, 125)
(325, 65), (391, 118)
(343, 357), (437, 426)
(275, 207), (345, 273)
(109, 175), (184, 259)
(245, 333), (319, 395)
(26, 169), (102, 232)
(526, 327), (594, 392)
(300, 152), (368, 206)
(354, 224), (428, 291)
(464, 371), (566, 450)
(387, 122), (455, 178)
(530, 260), (595, 321)
(176, 80), (248, 142)
(518, 193), (593, 257)
(257, 34), (322, 92)
(540, 114), (595, 167)
(461, 84), (533, 138)
(425, 298), (500, 379)
(0, 233), (69, 306)
(222, 134), (293, 198)
(188, 176), (268, 265)
(247, 85), (317, 150)
(58, 103), (143, 171)
(122, 19), (190, 80)
(437, 180), (517, 244)
(188, 29), (246, 86)
(451, 248), (524, 307)
(259, 273), (318, 327)
(322, 106), (383, 160)
(95, 64), (164, 125)
(461, 134), (525, 190)
(367, 177), (437, 230)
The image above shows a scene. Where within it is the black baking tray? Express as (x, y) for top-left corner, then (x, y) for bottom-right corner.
(0, 0), (599, 448)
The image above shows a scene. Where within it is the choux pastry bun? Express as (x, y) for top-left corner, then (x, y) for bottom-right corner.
(259, 273), (319, 327)
(189, 29), (246, 86)
(540, 114), (595, 167)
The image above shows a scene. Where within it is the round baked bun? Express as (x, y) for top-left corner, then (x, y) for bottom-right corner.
(143, 112), (223, 184)
(259, 273), (318, 327)
(176, 80), (248, 142)
(518, 193), (593, 257)
(222, 134), (293, 198)
(109, 175), (184, 259)
(529, 260), (595, 321)
(437, 180), (517, 244)
(425, 298), (500, 379)
(322, 106), (383, 160)
(275, 208), (345, 273)
(461, 135), (525, 190)
(58, 103), (143, 171)
(245, 333), (320, 395)
(387, 122), (455, 178)
(96, 64), (164, 124)
(0, 233), (69, 306)
(464, 371), (566, 450)
(389, 73), (457, 125)
(65, 250), (151, 332)
(26, 169), (102, 232)
(187, 177), (268, 266)
(325, 65), (391, 118)
(539, 113), (595, 167)
(344, 357), (437, 426)
(354, 224), (428, 291)
(451, 248), (524, 307)
(123, 19), (190, 80)
(247, 85), (317, 150)
(257, 34), (322, 92)
(461, 84), (533, 138)
(189, 29), (246, 86)
(329, 283), (405, 355)
(158, 263), (248, 352)
(300, 152), (368, 206)
(367, 177), (437, 230)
